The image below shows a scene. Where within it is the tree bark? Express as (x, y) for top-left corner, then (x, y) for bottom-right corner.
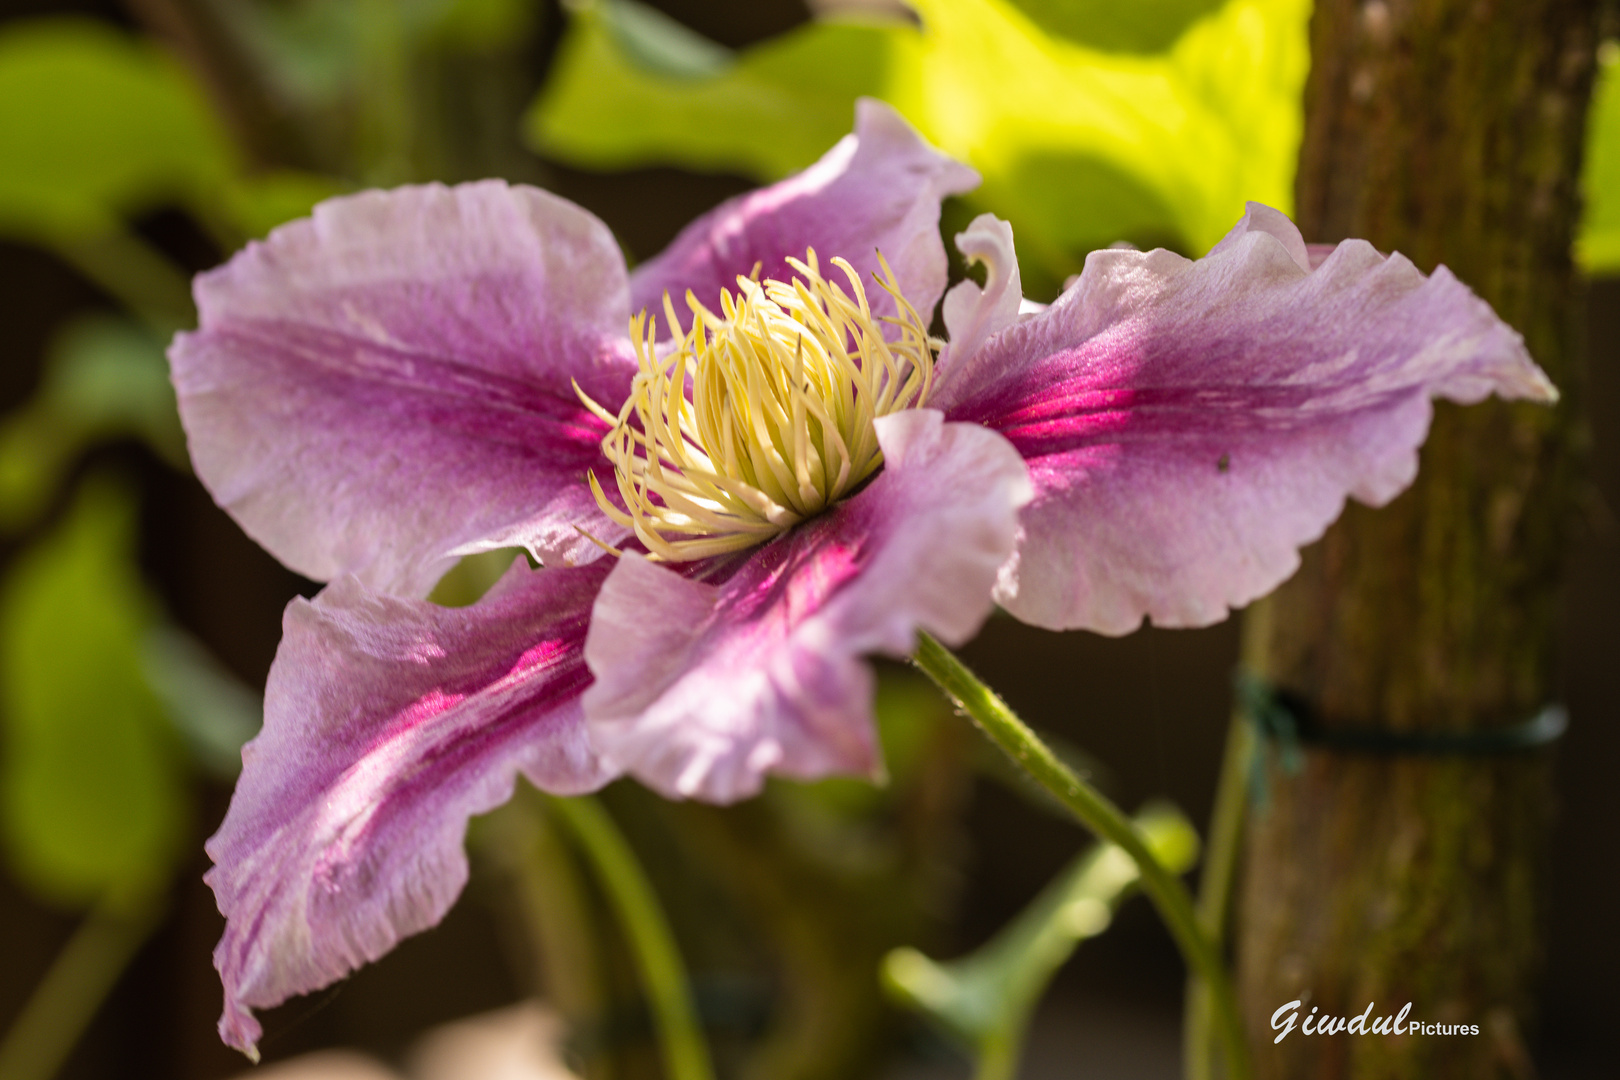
(1235, 2), (1601, 1078)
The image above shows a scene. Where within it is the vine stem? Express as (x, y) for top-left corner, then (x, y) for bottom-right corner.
(911, 632), (1251, 1080)
(548, 794), (716, 1080)
(1184, 711), (1256, 1080)
(0, 888), (166, 1080)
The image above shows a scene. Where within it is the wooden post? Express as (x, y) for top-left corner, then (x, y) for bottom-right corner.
(1235, 2), (1601, 1078)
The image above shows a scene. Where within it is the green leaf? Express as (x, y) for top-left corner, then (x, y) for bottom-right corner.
(427, 548), (527, 607)
(0, 315), (185, 534)
(1010, 0), (1225, 53)
(881, 803), (1198, 1069)
(1578, 41), (1620, 275)
(0, 18), (236, 242)
(529, 0), (888, 191)
(0, 478), (188, 907)
(526, 0), (1309, 291)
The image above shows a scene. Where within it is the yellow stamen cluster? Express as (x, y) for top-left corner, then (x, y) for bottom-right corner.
(578, 250), (937, 561)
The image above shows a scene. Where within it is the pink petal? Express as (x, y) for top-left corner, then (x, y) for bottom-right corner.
(205, 560), (615, 1056)
(581, 410), (1031, 802)
(628, 99), (978, 327)
(171, 181), (635, 599)
(933, 202), (1556, 634)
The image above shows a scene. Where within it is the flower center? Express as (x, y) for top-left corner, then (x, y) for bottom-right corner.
(579, 250), (937, 561)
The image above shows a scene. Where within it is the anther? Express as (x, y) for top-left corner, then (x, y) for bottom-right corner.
(577, 249), (936, 561)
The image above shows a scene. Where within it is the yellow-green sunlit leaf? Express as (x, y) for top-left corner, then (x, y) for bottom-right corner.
(0, 478), (188, 907)
(1577, 41), (1620, 274)
(526, 0), (1309, 294)
(529, 0), (888, 187)
(0, 18), (235, 241)
(1010, 0), (1225, 53)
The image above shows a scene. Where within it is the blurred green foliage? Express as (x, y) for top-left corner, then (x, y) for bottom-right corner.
(883, 803), (1199, 1079)
(0, 315), (185, 533)
(0, 18), (341, 251)
(0, 14), (335, 1066)
(0, 19), (282, 924)
(220, 0), (545, 186)
(0, 479), (188, 907)
(528, 0), (1310, 294)
(1014, 0), (1225, 53)
(141, 627), (264, 782)
(1578, 40), (1620, 275)
(0, 19), (232, 242)
(222, 170), (354, 241)
(238, 0), (538, 101)
(534, 0), (871, 180)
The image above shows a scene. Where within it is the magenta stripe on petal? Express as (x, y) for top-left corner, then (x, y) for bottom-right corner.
(932, 203), (1555, 634)
(171, 181), (636, 599)
(582, 411), (1031, 803)
(628, 99), (978, 330)
(205, 560), (615, 1056)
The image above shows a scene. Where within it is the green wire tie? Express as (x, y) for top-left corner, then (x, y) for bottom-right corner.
(1233, 671), (1567, 806)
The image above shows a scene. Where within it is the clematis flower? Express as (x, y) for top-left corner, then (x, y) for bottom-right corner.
(170, 100), (1554, 1056)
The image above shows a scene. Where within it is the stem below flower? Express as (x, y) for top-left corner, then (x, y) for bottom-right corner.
(1184, 710), (1256, 1080)
(976, 1029), (1018, 1080)
(911, 632), (1251, 1080)
(473, 794), (613, 1078)
(0, 887), (166, 1080)
(548, 794), (716, 1080)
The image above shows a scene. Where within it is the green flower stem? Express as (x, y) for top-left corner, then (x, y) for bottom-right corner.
(473, 796), (612, 1079)
(0, 888), (166, 1080)
(548, 794), (716, 1080)
(976, 1030), (1019, 1080)
(1184, 711), (1256, 1080)
(911, 632), (1251, 1080)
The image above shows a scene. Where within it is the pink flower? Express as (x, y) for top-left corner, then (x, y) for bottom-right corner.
(170, 100), (1554, 1056)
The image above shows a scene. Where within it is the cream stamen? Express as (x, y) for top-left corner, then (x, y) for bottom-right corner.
(578, 249), (936, 561)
